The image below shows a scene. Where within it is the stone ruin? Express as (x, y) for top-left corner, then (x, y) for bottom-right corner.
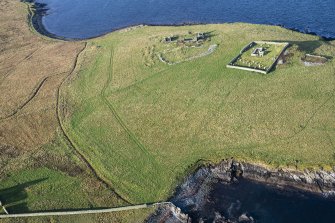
(164, 32), (207, 43)
(251, 47), (265, 57)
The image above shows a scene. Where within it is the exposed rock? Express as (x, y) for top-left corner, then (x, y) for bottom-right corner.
(301, 54), (328, 66)
(213, 212), (226, 223)
(171, 167), (216, 212)
(147, 203), (191, 223)
(240, 162), (335, 194)
(238, 213), (254, 223)
(147, 159), (335, 223)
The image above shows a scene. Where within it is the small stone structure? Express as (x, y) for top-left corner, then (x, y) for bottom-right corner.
(183, 32), (206, 42)
(164, 32), (207, 44)
(165, 36), (172, 42)
(183, 37), (194, 42)
(251, 47), (265, 57)
(164, 35), (178, 43)
(302, 54), (328, 66)
(196, 32), (205, 41)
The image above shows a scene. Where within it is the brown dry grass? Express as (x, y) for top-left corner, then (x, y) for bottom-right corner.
(0, 0), (84, 151)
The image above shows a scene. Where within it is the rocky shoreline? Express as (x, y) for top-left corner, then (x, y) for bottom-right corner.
(147, 159), (335, 223)
(22, 0), (64, 40)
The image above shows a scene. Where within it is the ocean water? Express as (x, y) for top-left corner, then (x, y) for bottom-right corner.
(197, 178), (335, 223)
(34, 0), (335, 39)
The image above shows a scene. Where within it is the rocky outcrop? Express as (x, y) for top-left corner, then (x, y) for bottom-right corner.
(239, 162), (335, 194)
(147, 159), (335, 223)
(147, 203), (191, 223)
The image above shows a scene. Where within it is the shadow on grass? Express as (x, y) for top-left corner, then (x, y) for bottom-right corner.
(265, 40), (323, 53)
(264, 39), (334, 73)
(0, 178), (47, 213)
(291, 40), (323, 53)
(204, 31), (216, 39)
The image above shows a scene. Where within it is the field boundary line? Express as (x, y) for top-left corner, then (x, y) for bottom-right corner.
(56, 42), (130, 204)
(0, 72), (67, 120)
(0, 46), (46, 84)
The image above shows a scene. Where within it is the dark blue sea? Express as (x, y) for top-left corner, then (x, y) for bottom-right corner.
(34, 0), (335, 39)
(203, 179), (335, 223)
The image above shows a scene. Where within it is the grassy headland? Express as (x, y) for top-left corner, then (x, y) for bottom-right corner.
(0, 0), (334, 221)
(60, 24), (335, 203)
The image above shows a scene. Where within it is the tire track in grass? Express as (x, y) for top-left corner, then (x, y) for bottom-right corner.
(0, 42), (36, 72)
(190, 77), (245, 140)
(101, 49), (160, 166)
(259, 77), (335, 147)
(56, 42), (131, 204)
(100, 48), (166, 198)
(111, 67), (170, 94)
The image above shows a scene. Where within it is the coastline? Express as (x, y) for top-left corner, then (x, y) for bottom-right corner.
(26, 0), (335, 201)
(24, 0), (335, 196)
(148, 159), (335, 222)
(13, 1), (335, 221)
(24, 0), (335, 42)
(22, 0), (71, 41)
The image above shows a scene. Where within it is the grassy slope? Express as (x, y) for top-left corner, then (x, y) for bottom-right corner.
(0, 1), (152, 222)
(61, 24), (335, 204)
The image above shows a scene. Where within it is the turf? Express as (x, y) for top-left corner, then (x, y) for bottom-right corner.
(60, 24), (335, 204)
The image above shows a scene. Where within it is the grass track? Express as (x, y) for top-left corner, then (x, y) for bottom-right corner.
(101, 49), (160, 166)
(61, 41), (170, 203)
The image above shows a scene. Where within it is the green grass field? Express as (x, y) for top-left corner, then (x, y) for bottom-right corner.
(58, 23), (335, 204)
